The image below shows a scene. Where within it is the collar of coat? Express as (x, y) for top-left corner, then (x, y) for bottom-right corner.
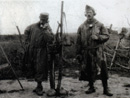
(37, 22), (49, 29)
(84, 18), (98, 28)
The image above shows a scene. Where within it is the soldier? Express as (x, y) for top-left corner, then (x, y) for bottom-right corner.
(24, 13), (54, 96)
(76, 5), (113, 96)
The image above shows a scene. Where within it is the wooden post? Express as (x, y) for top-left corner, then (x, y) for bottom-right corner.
(109, 24), (113, 30)
(110, 28), (127, 69)
(16, 26), (25, 51)
(110, 39), (121, 68)
(0, 45), (24, 90)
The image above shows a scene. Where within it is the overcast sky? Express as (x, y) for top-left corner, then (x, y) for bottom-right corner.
(0, 0), (130, 34)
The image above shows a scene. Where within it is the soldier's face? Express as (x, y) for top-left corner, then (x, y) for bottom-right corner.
(40, 19), (48, 25)
(86, 10), (94, 20)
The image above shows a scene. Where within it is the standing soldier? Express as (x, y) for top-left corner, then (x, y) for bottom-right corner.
(24, 13), (54, 96)
(76, 5), (113, 96)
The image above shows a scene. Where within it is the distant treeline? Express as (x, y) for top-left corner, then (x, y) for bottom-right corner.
(0, 34), (24, 41)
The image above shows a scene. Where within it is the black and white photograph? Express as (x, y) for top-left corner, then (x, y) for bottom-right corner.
(0, 0), (130, 98)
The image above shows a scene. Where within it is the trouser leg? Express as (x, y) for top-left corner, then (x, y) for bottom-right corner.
(100, 60), (108, 88)
(49, 54), (55, 89)
(100, 61), (113, 96)
(33, 81), (43, 96)
(85, 57), (95, 94)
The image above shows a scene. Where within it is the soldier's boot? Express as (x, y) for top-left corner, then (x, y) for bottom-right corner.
(33, 82), (43, 96)
(102, 80), (113, 96)
(46, 89), (56, 97)
(0, 90), (6, 94)
(85, 82), (95, 94)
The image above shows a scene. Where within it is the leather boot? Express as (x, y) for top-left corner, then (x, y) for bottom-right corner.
(102, 80), (113, 96)
(85, 82), (95, 94)
(0, 90), (6, 93)
(85, 87), (95, 94)
(33, 82), (43, 96)
(103, 88), (113, 96)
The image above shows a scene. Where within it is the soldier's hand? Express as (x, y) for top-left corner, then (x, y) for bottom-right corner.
(91, 35), (99, 40)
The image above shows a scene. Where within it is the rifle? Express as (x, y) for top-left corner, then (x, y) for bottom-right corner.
(49, 1), (70, 95)
(56, 1), (64, 95)
(49, 22), (61, 90)
(110, 27), (128, 69)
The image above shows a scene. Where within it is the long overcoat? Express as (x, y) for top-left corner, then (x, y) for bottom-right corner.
(24, 22), (54, 82)
(76, 19), (109, 81)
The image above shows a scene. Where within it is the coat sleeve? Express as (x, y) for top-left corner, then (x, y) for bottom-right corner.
(46, 25), (54, 44)
(98, 24), (109, 43)
(24, 25), (31, 45)
(76, 26), (82, 55)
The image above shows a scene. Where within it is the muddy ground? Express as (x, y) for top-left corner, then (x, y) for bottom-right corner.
(0, 71), (130, 98)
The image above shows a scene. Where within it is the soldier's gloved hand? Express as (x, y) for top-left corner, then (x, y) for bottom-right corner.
(91, 34), (99, 40)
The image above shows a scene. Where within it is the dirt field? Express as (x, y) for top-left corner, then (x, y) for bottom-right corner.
(0, 73), (130, 98)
